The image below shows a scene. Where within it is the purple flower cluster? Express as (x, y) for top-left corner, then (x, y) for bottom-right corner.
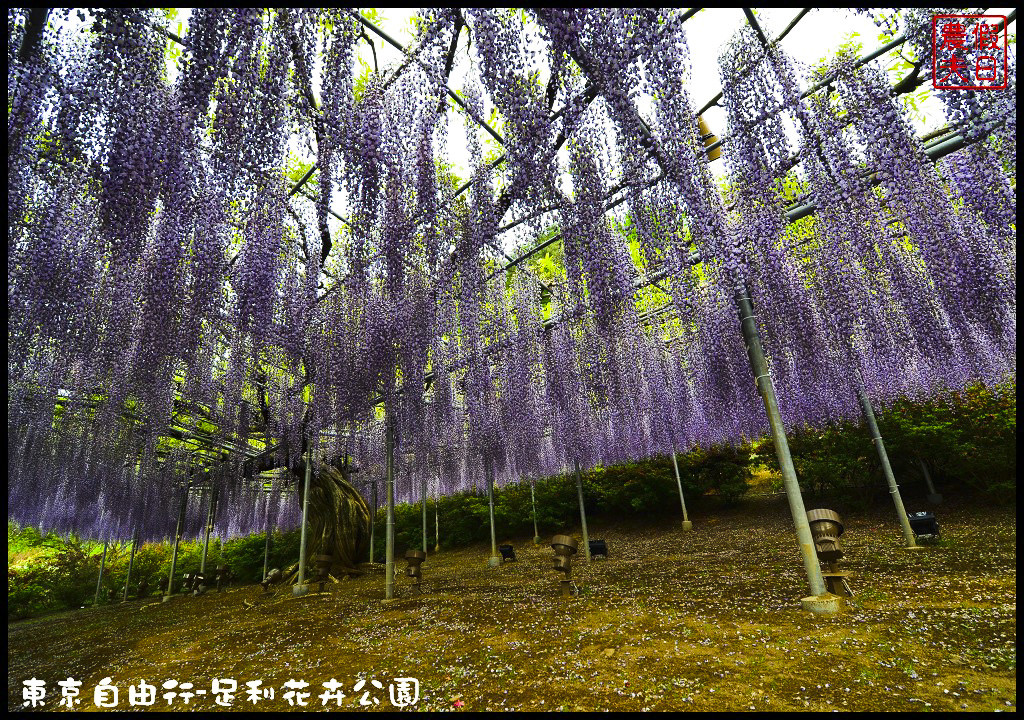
(6, 9), (1015, 542)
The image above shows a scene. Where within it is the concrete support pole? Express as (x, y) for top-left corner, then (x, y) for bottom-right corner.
(734, 287), (827, 601)
(530, 477), (541, 544)
(384, 414), (396, 600)
(670, 451), (693, 530)
(93, 541), (108, 606)
(422, 473), (429, 554)
(485, 457), (500, 567)
(294, 446), (314, 596)
(165, 477), (190, 600)
(857, 387), (919, 549)
(123, 531), (138, 602)
(574, 460), (591, 562)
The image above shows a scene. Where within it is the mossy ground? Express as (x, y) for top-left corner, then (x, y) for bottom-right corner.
(7, 495), (1016, 712)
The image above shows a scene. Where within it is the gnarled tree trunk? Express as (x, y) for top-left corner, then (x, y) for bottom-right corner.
(294, 462), (371, 577)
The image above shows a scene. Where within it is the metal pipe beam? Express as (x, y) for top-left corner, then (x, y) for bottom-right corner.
(670, 451), (693, 530)
(485, 457), (500, 567)
(530, 477), (541, 544)
(734, 287), (825, 598)
(93, 541), (108, 606)
(122, 531), (138, 602)
(164, 477), (191, 600)
(293, 447), (314, 596)
(384, 412), (396, 599)
(422, 472), (429, 553)
(857, 387), (919, 549)
(574, 460), (592, 562)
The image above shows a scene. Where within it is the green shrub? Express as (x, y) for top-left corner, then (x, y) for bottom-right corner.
(368, 447), (749, 555)
(8, 566), (57, 620)
(7, 383), (1010, 620)
(879, 382), (1015, 500)
(757, 381), (1016, 505)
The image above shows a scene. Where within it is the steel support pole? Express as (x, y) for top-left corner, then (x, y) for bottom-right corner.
(165, 477), (190, 599)
(857, 387), (919, 548)
(123, 531), (138, 602)
(262, 493), (273, 581)
(734, 287), (826, 599)
(422, 473), (428, 554)
(530, 477), (541, 544)
(670, 450), (693, 530)
(294, 447), (314, 596)
(485, 457), (500, 567)
(917, 456), (942, 504)
(263, 519), (273, 581)
(200, 486), (216, 575)
(574, 460), (592, 562)
(93, 541), (108, 606)
(369, 479), (377, 563)
(434, 490), (440, 553)
(384, 414), (396, 600)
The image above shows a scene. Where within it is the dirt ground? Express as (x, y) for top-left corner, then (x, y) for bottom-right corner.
(7, 495), (1017, 712)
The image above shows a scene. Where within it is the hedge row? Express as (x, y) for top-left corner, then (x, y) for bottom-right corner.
(8, 382), (1013, 619)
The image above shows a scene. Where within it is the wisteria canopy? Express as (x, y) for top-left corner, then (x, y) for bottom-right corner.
(7, 8), (1016, 546)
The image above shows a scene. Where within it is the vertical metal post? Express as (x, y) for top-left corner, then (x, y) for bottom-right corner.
(671, 450), (693, 530)
(384, 412), (396, 600)
(262, 524), (273, 580)
(574, 460), (591, 562)
(262, 496), (273, 581)
(123, 531), (138, 602)
(734, 287), (826, 598)
(917, 456), (942, 504)
(200, 485), (215, 575)
(165, 476), (190, 600)
(422, 473), (428, 554)
(294, 445), (314, 596)
(93, 541), (108, 606)
(857, 387), (919, 549)
(485, 457), (500, 567)
(434, 489), (440, 553)
(530, 477), (541, 543)
(369, 479), (377, 563)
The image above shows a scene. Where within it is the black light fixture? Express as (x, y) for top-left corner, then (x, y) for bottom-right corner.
(907, 511), (940, 540)
(588, 539), (608, 559)
(498, 544), (517, 563)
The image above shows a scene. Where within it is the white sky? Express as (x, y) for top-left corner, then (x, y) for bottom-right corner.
(52, 8), (1017, 257)
(352, 7), (1017, 256)
(358, 7), (986, 184)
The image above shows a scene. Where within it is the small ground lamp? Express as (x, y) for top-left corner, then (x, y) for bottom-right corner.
(806, 509), (854, 598)
(314, 554), (334, 592)
(551, 534), (579, 597)
(215, 565), (232, 593)
(498, 544), (517, 562)
(404, 549), (426, 595)
(907, 511), (941, 542)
